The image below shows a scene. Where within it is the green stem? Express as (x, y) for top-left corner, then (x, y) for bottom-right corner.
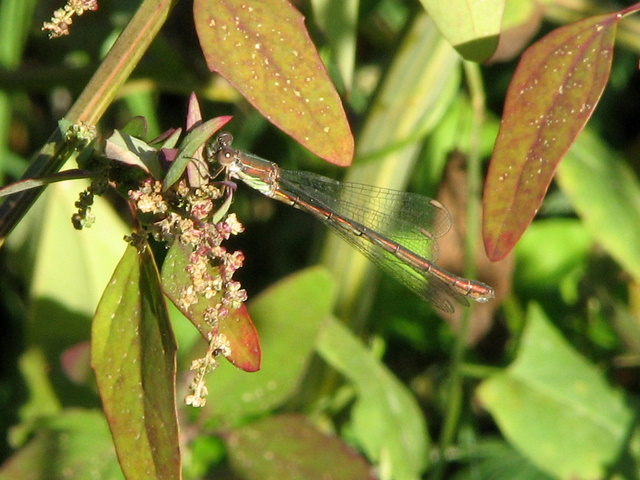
(0, 0), (178, 245)
(431, 60), (486, 480)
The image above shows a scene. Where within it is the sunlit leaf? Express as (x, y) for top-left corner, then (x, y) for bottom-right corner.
(224, 414), (374, 480)
(477, 304), (634, 479)
(420, 0), (505, 61)
(105, 130), (162, 178)
(514, 218), (592, 296)
(483, 11), (620, 261)
(120, 115), (148, 139)
(317, 318), (429, 480)
(92, 243), (180, 480)
(193, 0), (354, 166)
(12, 179), (129, 361)
(161, 240), (261, 372)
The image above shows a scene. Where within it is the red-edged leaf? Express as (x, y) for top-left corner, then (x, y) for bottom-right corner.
(483, 11), (620, 261)
(91, 243), (180, 480)
(223, 414), (374, 480)
(194, 0), (354, 166)
(161, 240), (261, 372)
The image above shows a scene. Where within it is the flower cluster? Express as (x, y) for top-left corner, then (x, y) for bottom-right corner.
(126, 176), (248, 407)
(128, 179), (169, 216)
(42, 0), (98, 38)
(185, 332), (231, 408)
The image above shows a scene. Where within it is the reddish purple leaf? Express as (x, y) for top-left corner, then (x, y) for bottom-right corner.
(223, 414), (374, 480)
(194, 0), (354, 166)
(483, 11), (621, 261)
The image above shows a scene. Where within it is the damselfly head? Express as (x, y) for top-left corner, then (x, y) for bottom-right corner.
(206, 132), (236, 168)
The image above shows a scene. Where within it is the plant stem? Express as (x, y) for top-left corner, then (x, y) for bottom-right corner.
(0, 0), (178, 245)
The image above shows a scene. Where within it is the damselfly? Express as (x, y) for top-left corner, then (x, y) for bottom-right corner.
(207, 132), (494, 313)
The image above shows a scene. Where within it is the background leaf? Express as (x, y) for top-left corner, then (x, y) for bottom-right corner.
(199, 267), (334, 420)
(311, 0), (358, 92)
(557, 129), (640, 284)
(483, 11), (619, 260)
(5, 179), (130, 367)
(317, 318), (430, 480)
(420, 0), (505, 61)
(477, 304), (636, 479)
(224, 414), (374, 480)
(194, 0), (354, 165)
(0, 410), (124, 480)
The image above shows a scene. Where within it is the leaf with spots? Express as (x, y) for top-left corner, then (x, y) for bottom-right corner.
(482, 10), (623, 261)
(194, 0), (354, 166)
(161, 240), (261, 372)
(91, 243), (180, 480)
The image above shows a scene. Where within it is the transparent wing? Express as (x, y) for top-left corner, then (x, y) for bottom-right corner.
(280, 170), (451, 261)
(278, 170), (468, 312)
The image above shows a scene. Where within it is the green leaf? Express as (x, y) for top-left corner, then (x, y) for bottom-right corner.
(119, 115), (149, 139)
(193, 0), (354, 166)
(316, 318), (429, 480)
(455, 439), (554, 480)
(161, 240), (261, 372)
(200, 267), (334, 419)
(515, 218), (592, 294)
(419, 0), (504, 61)
(91, 243), (180, 480)
(0, 409), (124, 480)
(483, 12), (620, 261)
(7, 348), (62, 447)
(224, 414), (373, 480)
(477, 304), (635, 479)
(311, 0), (358, 91)
(162, 115), (232, 190)
(557, 130), (640, 283)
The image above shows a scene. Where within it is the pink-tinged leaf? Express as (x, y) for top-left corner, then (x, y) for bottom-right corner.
(223, 414), (374, 480)
(91, 243), (180, 480)
(161, 240), (261, 372)
(185, 93), (218, 188)
(194, 0), (354, 166)
(61, 342), (92, 385)
(483, 11), (621, 261)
